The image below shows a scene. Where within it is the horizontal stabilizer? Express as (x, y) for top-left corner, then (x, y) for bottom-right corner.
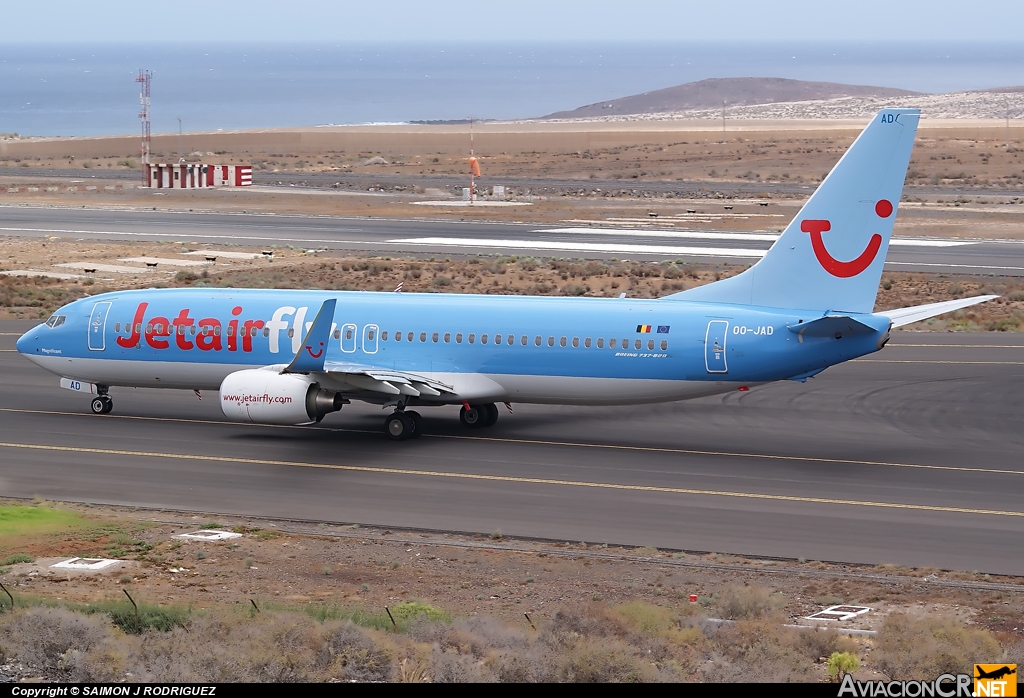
(788, 315), (877, 339)
(877, 295), (998, 328)
(284, 299), (336, 373)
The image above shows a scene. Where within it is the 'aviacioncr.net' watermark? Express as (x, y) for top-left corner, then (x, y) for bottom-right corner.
(838, 664), (1017, 698)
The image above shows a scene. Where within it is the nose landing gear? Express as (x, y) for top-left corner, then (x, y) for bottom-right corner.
(90, 392), (113, 415)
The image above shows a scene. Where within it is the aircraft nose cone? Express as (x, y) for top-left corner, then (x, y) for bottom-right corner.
(16, 329), (36, 354)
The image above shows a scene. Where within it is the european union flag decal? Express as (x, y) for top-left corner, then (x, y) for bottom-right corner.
(657, 325), (670, 334)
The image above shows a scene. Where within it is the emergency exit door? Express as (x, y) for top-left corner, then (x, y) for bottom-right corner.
(705, 320), (728, 373)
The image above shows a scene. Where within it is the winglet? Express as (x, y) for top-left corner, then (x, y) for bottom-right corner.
(284, 299), (336, 373)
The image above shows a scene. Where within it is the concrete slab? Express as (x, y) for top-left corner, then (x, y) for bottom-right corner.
(176, 530), (243, 541)
(54, 262), (158, 274)
(182, 250), (263, 260)
(0, 270), (85, 280)
(118, 256), (209, 267)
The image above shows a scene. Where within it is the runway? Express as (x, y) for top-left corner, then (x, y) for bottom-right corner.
(3, 204), (1024, 273)
(2, 320), (1023, 575)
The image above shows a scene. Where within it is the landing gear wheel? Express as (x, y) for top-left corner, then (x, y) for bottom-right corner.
(460, 405), (483, 429)
(384, 412), (414, 441)
(405, 410), (423, 438)
(91, 396), (113, 415)
(482, 403), (499, 427)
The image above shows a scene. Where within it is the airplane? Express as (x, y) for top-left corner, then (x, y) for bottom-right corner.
(16, 108), (997, 441)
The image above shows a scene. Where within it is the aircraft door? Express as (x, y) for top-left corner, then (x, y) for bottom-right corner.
(87, 301), (112, 351)
(362, 324), (379, 354)
(340, 323), (357, 353)
(704, 320), (728, 374)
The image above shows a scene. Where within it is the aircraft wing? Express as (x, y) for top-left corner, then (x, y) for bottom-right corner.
(322, 360), (456, 397)
(876, 295), (998, 328)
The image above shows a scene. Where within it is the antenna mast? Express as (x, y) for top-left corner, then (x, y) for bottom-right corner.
(136, 69), (152, 186)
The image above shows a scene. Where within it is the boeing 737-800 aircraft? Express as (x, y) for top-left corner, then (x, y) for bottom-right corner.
(17, 109), (995, 440)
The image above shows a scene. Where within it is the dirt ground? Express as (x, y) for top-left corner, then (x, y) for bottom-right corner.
(0, 499), (1022, 682)
(1, 240), (1022, 331)
(2, 124), (1024, 233)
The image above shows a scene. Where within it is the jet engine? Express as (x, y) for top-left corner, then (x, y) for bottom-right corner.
(220, 368), (344, 425)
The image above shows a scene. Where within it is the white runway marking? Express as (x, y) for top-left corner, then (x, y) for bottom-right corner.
(386, 237), (768, 258)
(535, 227), (973, 247)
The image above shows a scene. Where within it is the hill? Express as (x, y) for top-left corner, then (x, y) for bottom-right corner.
(539, 77), (923, 119)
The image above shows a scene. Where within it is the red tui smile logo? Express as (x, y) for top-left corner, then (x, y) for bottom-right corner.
(801, 199), (893, 278)
(305, 342), (324, 359)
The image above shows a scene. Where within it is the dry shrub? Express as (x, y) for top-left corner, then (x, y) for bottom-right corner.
(615, 600), (676, 636)
(702, 618), (817, 682)
(554, 637), (661, 683)
(131, 611), (334, 682)
(715, 584), (783, 620)
(325, 622), (392, 682)
(793, 627), (858, 661)
(0, 607), (121, 682)
(875, 613), (1000, 679)
(429, 648), (490, 683)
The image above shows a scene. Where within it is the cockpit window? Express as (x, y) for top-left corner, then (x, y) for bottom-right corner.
(44, 314), (66, 328)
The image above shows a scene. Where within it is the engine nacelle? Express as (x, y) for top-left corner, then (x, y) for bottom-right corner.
(219, 368), (344, 425)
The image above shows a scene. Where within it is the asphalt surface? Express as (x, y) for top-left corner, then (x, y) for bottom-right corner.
(2, 320), (1023, 575)
(2, 204), (1024, 273)
(4, 166), (1020, 200)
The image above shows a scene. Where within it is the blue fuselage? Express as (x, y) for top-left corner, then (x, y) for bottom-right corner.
(17, 288), (890, 405)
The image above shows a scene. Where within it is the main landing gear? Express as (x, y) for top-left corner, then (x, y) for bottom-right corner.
(90, 386), (113, 415)
(460, 403), (498, 429)
(383, 408), (422, 441)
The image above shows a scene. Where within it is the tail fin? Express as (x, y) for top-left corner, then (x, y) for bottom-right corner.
(668, 109), (920, 313)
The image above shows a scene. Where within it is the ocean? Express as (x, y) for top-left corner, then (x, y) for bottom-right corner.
(2, 41), (1023, 137)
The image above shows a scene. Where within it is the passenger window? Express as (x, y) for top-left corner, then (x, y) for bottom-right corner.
(609, 338), (617, 348)
(114, 322), (121, 332)
(634, 339), (642, 350)
(660, 339), (668, 351)
(521, 335), (527, 346)
(381, 331), (389, 341)
(420, 332), (427, 342)
(407, 332), (414, 342)
(333, 329), (341, 339)
(597, 338), (604, 348)
(535, 336), (542, 346)
(584, 338), (591, 348)
(456, 333), (463, 343)
(468, 333), (475, 344)
(190, 325), (196, 335)
(345, 329), (354, 340)
(395, 331), (402, 341)
(137, 323), (143, 333)
(547, 336), (554, 347)
(368, 329), (375, 341)
(444, 332), (451, 343)
(227, 325), (235, 337)
(623, 338), (629, 349)
(263, 327), (270, 337)
(431, 332), (438, 342)
(495, 334), (502, 345)
(287, 328), (294, 338)
(572, 337), (579, 348)
(146, 324), (153, 334)
(558, 337), (566, 347)
(214, 326), (221, 336)
(647, 339), (654, 350)
(482, 334), (489, 344)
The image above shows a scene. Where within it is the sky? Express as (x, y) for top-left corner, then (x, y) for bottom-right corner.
(6, 0), (1024, 43)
